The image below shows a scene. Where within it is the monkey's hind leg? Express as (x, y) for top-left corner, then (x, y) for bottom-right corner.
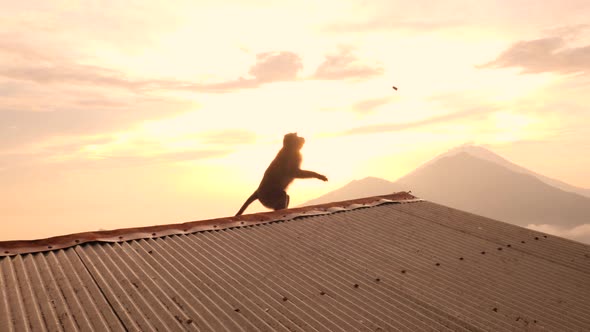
(259, 190), (290, 211)
(274, 191), (290, 210)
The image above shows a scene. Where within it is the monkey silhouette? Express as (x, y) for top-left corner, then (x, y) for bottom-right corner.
(236, 133), (328, 216)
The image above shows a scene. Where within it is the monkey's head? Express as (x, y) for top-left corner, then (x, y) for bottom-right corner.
(283, 132), (305, 150)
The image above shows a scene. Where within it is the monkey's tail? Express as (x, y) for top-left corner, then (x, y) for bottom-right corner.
(235, 191), (258, 216)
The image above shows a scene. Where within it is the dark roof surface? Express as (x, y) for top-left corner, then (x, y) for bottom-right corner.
(1, 193), (590, 331)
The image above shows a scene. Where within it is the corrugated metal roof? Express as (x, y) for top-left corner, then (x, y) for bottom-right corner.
(1, 194), (590, 331)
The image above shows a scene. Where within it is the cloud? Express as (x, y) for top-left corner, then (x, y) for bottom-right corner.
(2, 36), (379, 95)
(0, 93), (194, 149)
(0, 40), (303, 93)
(352, 96), (392, 114)
(0, 135), (115, 168)
(0, 63), (153, 89)
(191, 51), (303, 92)
(61, 130), (258, 169)
(314, 48), (384, 81)
(527, 223), (590, 245)
(249, 52), (302, 83)
(342, 106), (497, 136)
(0, 38), (182, 91)
(0, 139), (231, 171)
(0, 58), (205, 93)
(0, 40), (300, 150)
(481, 36), (590, 74)
(542, 24), (590, 40)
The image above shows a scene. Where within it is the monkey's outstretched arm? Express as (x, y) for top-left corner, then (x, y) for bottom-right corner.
(235, 191), (258, 216)
(296, 170), (328, 181)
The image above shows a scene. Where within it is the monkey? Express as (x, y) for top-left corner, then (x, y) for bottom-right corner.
(235, 133), (328, 216)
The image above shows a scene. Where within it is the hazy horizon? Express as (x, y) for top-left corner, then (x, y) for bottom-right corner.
(2, 1), (589, 241)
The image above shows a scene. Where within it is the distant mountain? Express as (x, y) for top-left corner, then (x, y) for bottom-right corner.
(395, 152), (590, 228)
(427, 145), (590, 198)
(304, 147), (590, 228)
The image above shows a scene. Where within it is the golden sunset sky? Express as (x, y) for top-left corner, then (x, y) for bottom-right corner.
(1, 0), (589, 240)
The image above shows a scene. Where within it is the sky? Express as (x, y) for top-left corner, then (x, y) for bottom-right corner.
(1, 0), (589, 241)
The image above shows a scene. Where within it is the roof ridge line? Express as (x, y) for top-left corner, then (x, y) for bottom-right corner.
(1, 192), (419, 257)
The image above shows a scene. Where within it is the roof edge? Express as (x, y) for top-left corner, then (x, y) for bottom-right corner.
(0, 192), (419, 257)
